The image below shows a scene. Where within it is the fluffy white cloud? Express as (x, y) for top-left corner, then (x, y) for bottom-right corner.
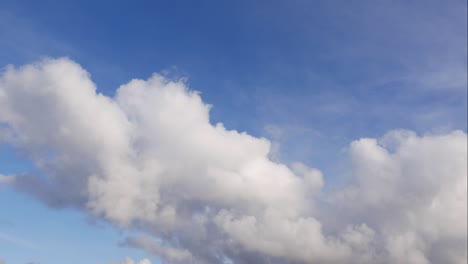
(0, 58), (466, 263)
(332, 130), (467, 263)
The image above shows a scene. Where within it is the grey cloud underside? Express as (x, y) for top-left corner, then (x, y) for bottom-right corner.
(0, 58), (466, 264)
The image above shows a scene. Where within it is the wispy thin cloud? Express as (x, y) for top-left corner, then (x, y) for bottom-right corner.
(0, 231), (39, 250)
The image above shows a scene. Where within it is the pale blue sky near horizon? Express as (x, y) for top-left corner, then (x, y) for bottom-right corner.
(0, 1), (466, 263)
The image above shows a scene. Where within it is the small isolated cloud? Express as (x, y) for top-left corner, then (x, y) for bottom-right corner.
(0, 58), (466, 263)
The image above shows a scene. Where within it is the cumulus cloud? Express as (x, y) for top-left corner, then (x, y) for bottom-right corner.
(0, 58), (466, 263)
(331, 130), (467, 263)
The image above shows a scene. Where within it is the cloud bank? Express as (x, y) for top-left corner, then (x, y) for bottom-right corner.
(0, 58), (466, 263)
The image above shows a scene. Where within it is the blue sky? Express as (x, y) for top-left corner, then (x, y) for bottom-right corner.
(0, 1), (466, 263)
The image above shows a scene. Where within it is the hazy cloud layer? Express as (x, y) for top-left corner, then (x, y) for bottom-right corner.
(111, 257), (151, 264)
(0, 58), (466, 263)
(0, 174), (13, 184)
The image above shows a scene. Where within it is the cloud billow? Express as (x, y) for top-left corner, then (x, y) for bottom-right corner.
(0, 58), (466, 264)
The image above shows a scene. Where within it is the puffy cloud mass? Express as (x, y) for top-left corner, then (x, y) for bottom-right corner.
(0, 58), (466, 263)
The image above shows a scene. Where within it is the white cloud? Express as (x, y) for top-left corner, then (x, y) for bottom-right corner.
(332, 130), (467, 263)
(124, 236), (192, 263)
(0, 58), (466, 263)
(111, 257), (151, 264)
